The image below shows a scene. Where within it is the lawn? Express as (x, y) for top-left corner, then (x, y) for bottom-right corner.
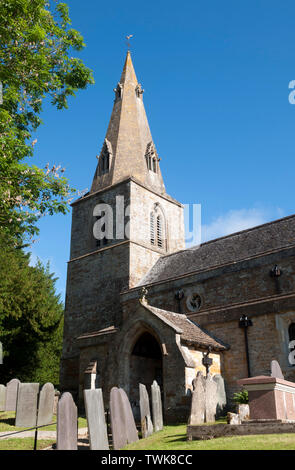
(0, 438), (55, 451)
(0, 411), (87, 432)
(124, 424), (295, 450)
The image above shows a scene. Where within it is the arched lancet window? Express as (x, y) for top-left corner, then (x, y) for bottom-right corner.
(98, 139), (112, 176)
(105, 153), (109, 171)
(101, 155), (105, 173)
(157, 214), (163, 248)
(150, 212), (155, 245)
(149, 204), (166, 251)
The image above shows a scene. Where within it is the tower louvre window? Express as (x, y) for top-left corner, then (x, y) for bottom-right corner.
(150, 204), (166, 251)
(157, 215), (163, 248)
(150, 212), (155, 245)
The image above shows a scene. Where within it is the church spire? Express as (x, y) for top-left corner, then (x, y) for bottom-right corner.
(90, 51), (166, 194)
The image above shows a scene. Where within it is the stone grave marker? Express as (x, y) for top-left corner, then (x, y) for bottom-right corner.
(213, 374), (227, 417)
(139, 383), (153, 438)
(57, 392), (77, 450)
(271, 360), (284, 380)
(110, 387), (138, 450)
(119, 388), (138, 445)
(37, 382), (55, 427)
(110, 387), (126, 450)
(0, 385), (6, 411)
(151, 380), (163, 432)
(188, 371), (205, 425)
(15, 383), (39, 427)
(205, 373), (217, 423)
(84, 388), (109, 450)
(5, 378), (20, 411)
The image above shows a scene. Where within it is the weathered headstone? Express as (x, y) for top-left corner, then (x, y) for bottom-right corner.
(238, 403), (250, 421)
(151, 380), (163, 432)
(119, 388), (138, 445)
(37, 383), (55, 427)
(139, 383), (153, 438)
(227, 412), (241, 425)
(57, 392), (77, 450)
(205, 373), (217, 423)
(84, 388), (109, 450)
(0, 385), (6, 411)
(188, 371), (205, 425)
(15, 383), (39, 427)
(213, 374), (227, 417)
(271, 360), (284, 380)
(5, 378), (20, 411)
(110, 387), (138, 450)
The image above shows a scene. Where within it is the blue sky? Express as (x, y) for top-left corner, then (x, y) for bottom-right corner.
(29, 0), (295, 300)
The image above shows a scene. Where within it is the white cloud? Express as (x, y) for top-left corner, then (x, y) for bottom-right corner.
(200, 207), (285, 244)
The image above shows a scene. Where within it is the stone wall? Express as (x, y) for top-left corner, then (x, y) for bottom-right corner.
(121, 245), (295, 403)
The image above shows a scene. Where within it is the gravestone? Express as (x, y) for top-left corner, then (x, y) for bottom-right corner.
(213, 374), (227, 417)
(151, 380), (163, 432)
(139, 383), (153, 438)
(110, 387), (126, 450)
(57, 392), (77, 450)
(188, 371), (205, 425)
(37, 383), (55, 427)
(84, 388), (109, 450)
(271, 360), (284, 380)
(205, 373), (217, 423)
(119, 388), (139, 445)
(110, 387), (138, 450)
(15, 383), (39, 427)
(5, 378), (20, 411)
(0, 385), (6, 411)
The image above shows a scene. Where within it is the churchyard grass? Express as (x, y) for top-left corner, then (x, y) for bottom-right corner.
(0, 411), (87, 431)
(124, 424), (295, 450)
(0, 438), (55, 450)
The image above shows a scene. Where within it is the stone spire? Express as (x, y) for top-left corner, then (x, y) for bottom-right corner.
(90, 51), (166, 194)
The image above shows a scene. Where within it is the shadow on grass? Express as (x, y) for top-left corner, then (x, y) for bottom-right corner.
(0, 417), (15, 427)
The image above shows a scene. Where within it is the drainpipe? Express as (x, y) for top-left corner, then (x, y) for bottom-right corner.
(175, 290), (184, 314)
(239, 314), (253, 377)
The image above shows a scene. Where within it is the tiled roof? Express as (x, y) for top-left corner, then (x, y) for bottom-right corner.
(138, 214), (295, 285)
(142, 303), (228, 351)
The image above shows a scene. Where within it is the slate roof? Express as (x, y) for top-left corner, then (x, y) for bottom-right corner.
(138, 214), (295, 285)
(142, 303), (228, 351)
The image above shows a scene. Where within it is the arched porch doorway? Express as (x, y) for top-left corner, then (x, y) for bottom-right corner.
(129, 331), (163, 421)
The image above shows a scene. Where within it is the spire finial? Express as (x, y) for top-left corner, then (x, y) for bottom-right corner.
(125, 34), (134, 51)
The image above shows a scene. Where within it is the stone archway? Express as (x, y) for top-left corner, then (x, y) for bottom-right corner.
(129, 331), (163, 421)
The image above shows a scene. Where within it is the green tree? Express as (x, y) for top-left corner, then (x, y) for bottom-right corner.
(0, 0), (94, 244)
(0, 235), (64, 384)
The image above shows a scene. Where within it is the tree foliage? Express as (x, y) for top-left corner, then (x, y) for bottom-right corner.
(0, 235), (64, 384)
(0, 0), (94, 243)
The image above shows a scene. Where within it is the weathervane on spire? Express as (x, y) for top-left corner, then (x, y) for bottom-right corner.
(125, 34), (134, 50)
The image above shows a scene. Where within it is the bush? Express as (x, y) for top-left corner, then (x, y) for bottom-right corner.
(232, 389), (248, 404)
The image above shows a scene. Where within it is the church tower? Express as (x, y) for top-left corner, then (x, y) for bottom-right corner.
(60, 51), (185, 394)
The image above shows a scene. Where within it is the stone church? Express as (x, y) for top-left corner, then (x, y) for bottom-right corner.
(60, 51), (295, 422)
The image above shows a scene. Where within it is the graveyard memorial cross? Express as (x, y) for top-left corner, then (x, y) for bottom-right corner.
(202, 347), (213, 376)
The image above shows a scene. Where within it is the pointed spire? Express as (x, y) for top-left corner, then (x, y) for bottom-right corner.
(90, 51), (166, 195)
